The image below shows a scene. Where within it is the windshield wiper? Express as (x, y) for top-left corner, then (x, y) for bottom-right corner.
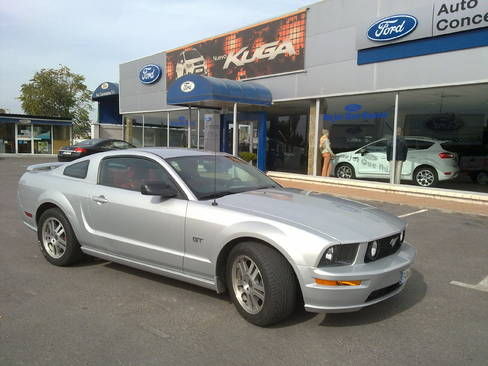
(199, 185), (280, 200)
(199, 190), (241, 200)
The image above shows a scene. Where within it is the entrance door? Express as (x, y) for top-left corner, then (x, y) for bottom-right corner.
(222, 112), (266, 170)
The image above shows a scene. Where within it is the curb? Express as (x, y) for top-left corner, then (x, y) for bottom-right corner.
(267, 171), (488, 205)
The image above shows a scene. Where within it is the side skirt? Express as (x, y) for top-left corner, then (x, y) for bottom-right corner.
(81, 246), (218, 292)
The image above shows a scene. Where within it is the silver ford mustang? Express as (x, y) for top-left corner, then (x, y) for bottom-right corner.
(17, 148), (416, 326)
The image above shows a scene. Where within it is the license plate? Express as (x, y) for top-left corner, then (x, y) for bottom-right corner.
(62, 151), (72, 155)
(400, 269), (410, 284)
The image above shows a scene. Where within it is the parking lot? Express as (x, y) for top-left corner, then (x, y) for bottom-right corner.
(1, 157), (487, 366)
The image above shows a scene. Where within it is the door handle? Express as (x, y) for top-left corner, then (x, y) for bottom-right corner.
(92, 195), (108, 204)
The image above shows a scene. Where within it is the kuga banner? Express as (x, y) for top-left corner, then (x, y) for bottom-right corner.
(165, 10), (306, 87)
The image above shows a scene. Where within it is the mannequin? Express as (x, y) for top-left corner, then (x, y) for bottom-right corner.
(320, 129), (334, 177)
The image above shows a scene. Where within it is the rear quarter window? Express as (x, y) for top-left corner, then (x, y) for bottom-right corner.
(63, 160), (89, 179)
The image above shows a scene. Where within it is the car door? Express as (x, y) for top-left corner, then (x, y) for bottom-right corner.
(86, 155), (187, 270)
(357, 140), (390, 177)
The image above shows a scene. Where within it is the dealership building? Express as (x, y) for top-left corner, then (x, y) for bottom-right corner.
(93, 0), (488, 192)
(0, 113), (72, 155)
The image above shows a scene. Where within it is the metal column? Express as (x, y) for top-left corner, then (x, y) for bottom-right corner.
(312, 99), (321, 176)
(390, 93), (399, 184)
(232, 103), (238, 156)
(188, 107), (192, 148)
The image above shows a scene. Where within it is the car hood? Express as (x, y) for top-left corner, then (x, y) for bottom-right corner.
(217, 188), (405, 243)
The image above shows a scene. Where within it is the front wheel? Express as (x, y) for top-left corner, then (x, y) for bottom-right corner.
(335, 163), (356, 179)
(37, 208), (83, 266)
(413, 166), (438, 187)
(226, 242), (297, 326)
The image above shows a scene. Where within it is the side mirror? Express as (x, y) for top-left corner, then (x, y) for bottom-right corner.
(141, 183), (177, 198)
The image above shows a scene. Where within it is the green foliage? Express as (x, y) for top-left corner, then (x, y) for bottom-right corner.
(19, 65), (92, 138)
(239, 152), (257, 162)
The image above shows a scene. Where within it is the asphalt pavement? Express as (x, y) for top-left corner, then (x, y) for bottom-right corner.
(1, 157), (487, 366)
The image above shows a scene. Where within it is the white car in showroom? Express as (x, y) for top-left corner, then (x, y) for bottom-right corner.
(333, 137), (459, 187)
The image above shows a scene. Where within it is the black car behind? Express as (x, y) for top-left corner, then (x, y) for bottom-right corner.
(58, 139), (135, 162)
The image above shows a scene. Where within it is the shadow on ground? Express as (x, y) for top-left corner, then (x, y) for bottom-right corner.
(319, 268), (426, 327)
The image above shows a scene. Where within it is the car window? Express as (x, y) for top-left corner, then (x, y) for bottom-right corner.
(98, 141), (115, 150)
(406, 140), (434, 150)
(112, 140), (133, 149)
(167, 155), (278, 200)
(63, 160), (89, 179)
(366, 140), (387, 153)
(76, 139), (100, 147)
(98, 157), (177, 192)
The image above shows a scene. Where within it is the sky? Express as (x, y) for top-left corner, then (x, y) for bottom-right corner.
(0, 0), (312, 117)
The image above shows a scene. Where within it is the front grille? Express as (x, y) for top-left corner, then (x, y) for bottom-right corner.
(365, 282), (401, 302)
(364, 233), (402, 263)
(194, 61), (204, 66)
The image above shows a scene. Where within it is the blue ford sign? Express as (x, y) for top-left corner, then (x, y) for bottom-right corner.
(367, 15), (418, 42)
(139, 64), (161, 84)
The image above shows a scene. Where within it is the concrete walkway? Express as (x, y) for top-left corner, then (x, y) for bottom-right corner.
(268, 171), (488, 216)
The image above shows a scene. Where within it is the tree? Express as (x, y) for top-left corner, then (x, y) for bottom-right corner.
(19, 65), (93, 138)
(0, 108), (6, 113)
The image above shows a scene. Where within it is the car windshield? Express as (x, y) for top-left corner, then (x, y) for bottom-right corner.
(185, 50), (201, 59)
(166, 155), (280, 200)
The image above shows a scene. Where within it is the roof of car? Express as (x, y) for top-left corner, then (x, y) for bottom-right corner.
(133, 147), (225, 159)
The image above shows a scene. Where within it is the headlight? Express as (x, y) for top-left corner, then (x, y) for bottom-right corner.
(318, 243), (359, 267)
(366, 240), (379, 262)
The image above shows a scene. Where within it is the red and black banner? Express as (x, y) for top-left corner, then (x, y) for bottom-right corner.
(165, 10), (306, 87)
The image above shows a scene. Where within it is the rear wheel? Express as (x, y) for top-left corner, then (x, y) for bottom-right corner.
(37, 208), (83, 266)
(476, 171), (488, 185)
(413, 166), (438, 187)
(335, 163), (355, 179)
(226, 242), (297, 326)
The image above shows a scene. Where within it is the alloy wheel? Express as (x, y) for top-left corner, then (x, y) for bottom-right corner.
(416, 169), (435, 187)
(41, 218), (67, 259)
(231, 255), (265, 314)
(337, 165), (353, 179)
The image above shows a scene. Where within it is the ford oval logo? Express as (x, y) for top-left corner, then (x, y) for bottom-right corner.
(181, 81), (195, 93)
(139, 64), (161, 84)
(367, 15), (418, 42)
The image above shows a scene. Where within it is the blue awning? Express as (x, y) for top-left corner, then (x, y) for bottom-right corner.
(92, 82), (119, 101)
(167, 74), (272, 107)
(0, 115), (72, 126)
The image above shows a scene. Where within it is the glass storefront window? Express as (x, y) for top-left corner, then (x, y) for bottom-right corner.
(53, 125), (70, 153)
(125, 114), (143, 147)
(0, 123), (15, 153)
(33, 125), (52, 154)
(169, 110), (191, 148)
(267, 101), (310, 174)
(399, 84), (488, 192)
(144, 112), (167, 147)
(17, 124), (32, 153)
(321, 92), (396, 181)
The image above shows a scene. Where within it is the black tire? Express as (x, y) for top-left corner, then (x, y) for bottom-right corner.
(476, 171), (488, 185)
(335, 163), (356, 179)
(226, 242), (297, 326)
(37, 208), (83, 266)
(413, 166), (438, 187)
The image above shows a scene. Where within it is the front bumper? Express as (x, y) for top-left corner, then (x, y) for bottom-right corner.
(299, 242), (416, 313)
